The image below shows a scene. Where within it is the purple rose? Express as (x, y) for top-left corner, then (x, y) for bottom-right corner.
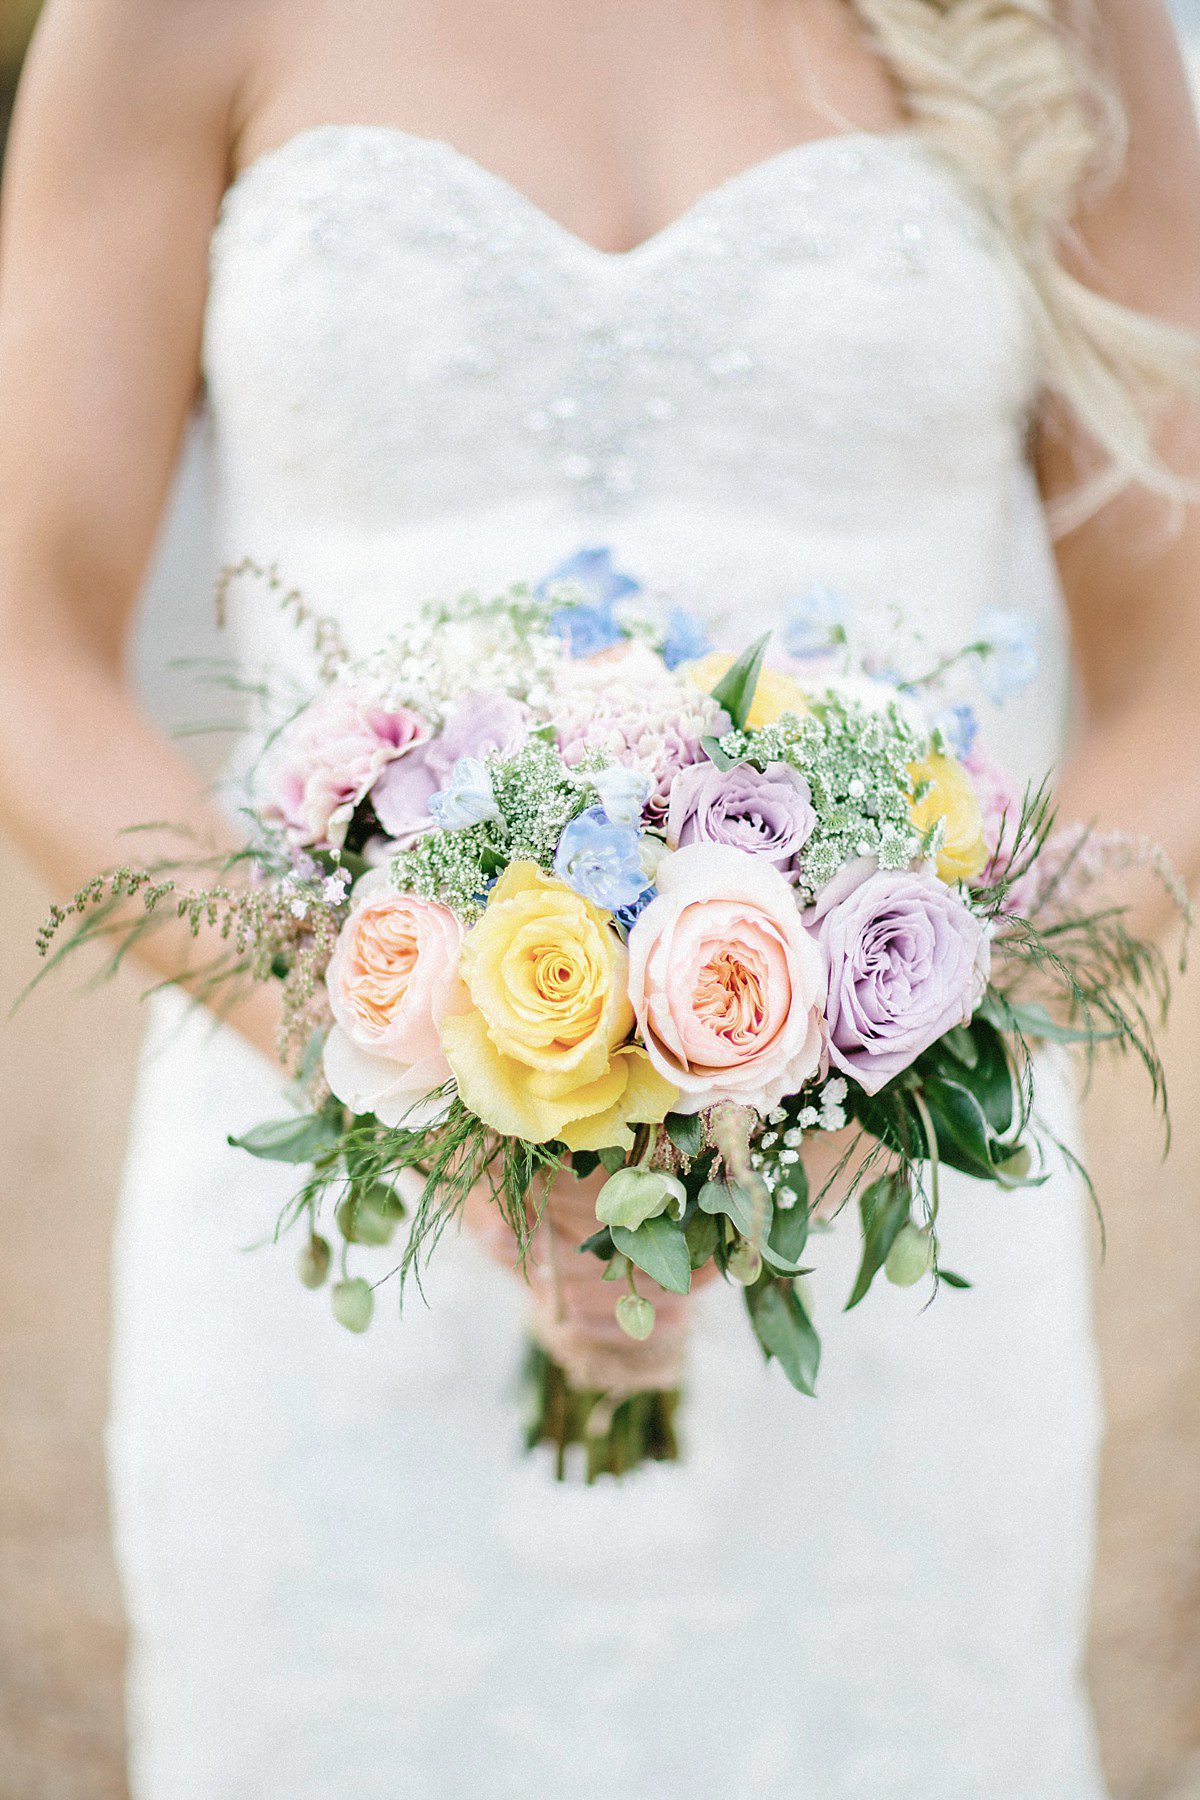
(815, 868), (990, 1095)
(666, 761), (816, 876)
(371, 691), (530, 841)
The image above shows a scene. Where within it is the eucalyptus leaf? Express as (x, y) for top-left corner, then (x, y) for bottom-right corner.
(228, 1114), (341, 1165)
(845, 1174), (910, 1311)
(698, 1179), (771, 1246)
(744, 1274), (821, 1396)
(598, 1146), (628, 1174)
(610, 1215), (692, 1295)
(709, 632), (771, 731)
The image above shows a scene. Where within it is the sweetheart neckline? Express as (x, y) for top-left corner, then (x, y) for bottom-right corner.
(218, 122), (931, 264)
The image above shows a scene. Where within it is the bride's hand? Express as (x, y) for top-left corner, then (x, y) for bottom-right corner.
(462, 1164), (716, 1391)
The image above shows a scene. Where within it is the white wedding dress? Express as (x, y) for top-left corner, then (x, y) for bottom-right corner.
(109, 126), (1109, 1799)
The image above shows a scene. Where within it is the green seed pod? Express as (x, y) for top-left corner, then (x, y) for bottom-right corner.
(336, 1191), (398, 1247)
(727, 1239), (763, 1287)
(615, 1293), (656, 1341)
(998, 1144), (1034, 1181)
(885, 1223), (936, 1288)
(331, 1277), (375, 1334)
(296, 1234), (331, 1289)
(595, 1167), (686, 1231)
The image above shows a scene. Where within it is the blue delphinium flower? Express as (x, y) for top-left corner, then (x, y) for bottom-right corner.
(975, 609), (1039, 705)
(614, 887), (657, 935)
(783, 586), (849, 658)
(933, 703), (979, 761)
(537, 547), (640, 659)
(554, 807), (652, 912)
(660, 606), (713, 671)
(428, 757), (501, 830)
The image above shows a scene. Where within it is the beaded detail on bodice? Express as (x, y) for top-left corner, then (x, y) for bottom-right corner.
(205, 126), (1036, 531)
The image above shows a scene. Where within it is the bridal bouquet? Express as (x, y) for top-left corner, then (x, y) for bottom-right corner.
(36, 551), (1184, 1478)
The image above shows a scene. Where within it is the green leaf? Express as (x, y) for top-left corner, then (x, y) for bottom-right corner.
(578, 1227), (617, 1261)
(570, 1150), (602, 1181)
(920, 1018), (1015, 1139)
(936, 1268), (973, 1290)
(980, 991), (1116, 1048)
(598, 1146), (627, 1174)
(761, 1199), (811, 1275)
(698, 1179), (771, 1245)
(228, 1114), (340, 1165)
(920, 1077), (998, 1181)
(845, 1173), (910, 1311)
(665, 1112), (705, 1158)
(699, 735), (739, 772)
(684, 1210), (720, 1269)
(610, 1215), (692, 1295)
(744, 1274), (821, 1396)
(709, 632), (771, 730)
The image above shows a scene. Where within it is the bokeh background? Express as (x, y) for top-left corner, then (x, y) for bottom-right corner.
(1, 4), (1199, 1797)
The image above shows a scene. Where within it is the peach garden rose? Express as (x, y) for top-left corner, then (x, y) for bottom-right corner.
(323, 873), (468, 1128)
(627, 842), (827, 1115)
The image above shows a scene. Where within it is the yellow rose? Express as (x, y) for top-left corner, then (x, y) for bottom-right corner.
(440, 863), (677, 1148)
(682, 654), (810, 730)
(908, 753), (988, 884)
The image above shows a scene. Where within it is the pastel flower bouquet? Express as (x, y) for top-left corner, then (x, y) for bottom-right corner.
(35, 551), (1186, 1479)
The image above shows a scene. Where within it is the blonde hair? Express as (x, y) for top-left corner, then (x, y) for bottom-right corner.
(846, 0), (1200, 532)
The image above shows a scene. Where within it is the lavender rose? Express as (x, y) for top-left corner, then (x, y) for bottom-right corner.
(814, 868), (990, 1095)
(371, 691), (530, 841)
(666, 760), (816, 876)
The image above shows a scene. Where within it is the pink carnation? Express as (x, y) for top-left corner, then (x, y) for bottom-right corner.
(264, 687), (428, 848)
(552, 645), (729, 821)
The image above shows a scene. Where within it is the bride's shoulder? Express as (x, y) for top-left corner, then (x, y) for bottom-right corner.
(22, 0), (269, 146)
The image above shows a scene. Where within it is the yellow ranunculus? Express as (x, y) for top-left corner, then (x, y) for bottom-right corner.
(681, 653), (810, 730)
(440, 863), (677, 1147)
(908, 753), (988, 884)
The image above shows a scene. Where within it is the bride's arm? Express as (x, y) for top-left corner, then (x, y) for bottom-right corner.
(0, 0), (280, 1056)
(1038, 0), (1200, 931)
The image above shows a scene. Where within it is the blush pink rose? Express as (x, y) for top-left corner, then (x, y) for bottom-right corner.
(627, 843), (827, 1115)
(323, 873), (468, 1128)
(265, 687), (428, 848)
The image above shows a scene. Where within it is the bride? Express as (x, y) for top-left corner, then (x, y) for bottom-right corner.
(3, 1), (1200, 1794)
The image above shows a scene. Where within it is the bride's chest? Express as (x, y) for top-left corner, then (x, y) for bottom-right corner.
(204, 126), (1038, 522)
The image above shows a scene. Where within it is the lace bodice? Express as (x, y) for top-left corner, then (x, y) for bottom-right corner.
(203, 125), (1066, 780)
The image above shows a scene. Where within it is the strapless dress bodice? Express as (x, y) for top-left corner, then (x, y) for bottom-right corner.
(202, 125), (1067, 776)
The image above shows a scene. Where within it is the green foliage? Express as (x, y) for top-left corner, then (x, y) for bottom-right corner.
(845, 1174), (911, 1312)
(522, 1342), (680, 1483)
(610, 1215), (692, 1295)
(229, 1113), (342, 1165)
(664, 1112), (705, 1158)
(744, 1272), (821, 1396)
(709, 633), (771, 730)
